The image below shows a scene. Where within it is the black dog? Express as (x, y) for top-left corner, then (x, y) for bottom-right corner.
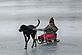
(19, 19), (40, 49)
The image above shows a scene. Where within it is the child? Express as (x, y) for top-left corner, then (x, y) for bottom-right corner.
(38, 17), (59, 43)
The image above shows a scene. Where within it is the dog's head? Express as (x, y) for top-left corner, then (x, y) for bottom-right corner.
(19, 25), (27, 32)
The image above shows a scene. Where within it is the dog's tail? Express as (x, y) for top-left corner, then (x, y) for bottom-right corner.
(35, 19), (40, 28)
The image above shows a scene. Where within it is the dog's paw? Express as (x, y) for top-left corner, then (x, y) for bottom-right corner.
(24, 47), (27, 49)
(31, 46), (33, 48)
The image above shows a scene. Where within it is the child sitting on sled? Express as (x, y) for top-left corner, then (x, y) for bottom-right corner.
(38, 17), (59, 43)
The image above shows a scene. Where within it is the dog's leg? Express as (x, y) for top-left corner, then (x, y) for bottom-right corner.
(31, 34), (36, 48)
(23, 32), (28, 49)
(24, 36), (27, 49)
(34, 39), (37, 47)
(31, 39), (36, 48)
(25, 35), (30, 49)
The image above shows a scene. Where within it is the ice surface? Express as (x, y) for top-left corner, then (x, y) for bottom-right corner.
(0, 0), (82, 55)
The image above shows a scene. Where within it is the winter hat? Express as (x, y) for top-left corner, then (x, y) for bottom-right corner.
(49, 17), (54, 23)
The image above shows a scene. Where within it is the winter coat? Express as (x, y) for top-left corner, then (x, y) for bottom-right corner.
(44, 25), (58, 34)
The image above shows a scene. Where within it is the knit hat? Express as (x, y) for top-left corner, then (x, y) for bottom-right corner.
(49, 17), (54, 23)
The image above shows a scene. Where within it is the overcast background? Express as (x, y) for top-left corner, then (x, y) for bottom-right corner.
(0, 0), (82, 55)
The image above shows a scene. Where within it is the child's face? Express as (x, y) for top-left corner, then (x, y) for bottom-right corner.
(49, 22), (54, 26)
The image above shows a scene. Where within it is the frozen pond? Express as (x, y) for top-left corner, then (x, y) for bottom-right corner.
(0, 0), (82, 55)
(0, 19), (82, 55)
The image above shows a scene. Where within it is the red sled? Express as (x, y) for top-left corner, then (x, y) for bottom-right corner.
(38, 33), (59, 44)
(39, 33), (57, 39)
